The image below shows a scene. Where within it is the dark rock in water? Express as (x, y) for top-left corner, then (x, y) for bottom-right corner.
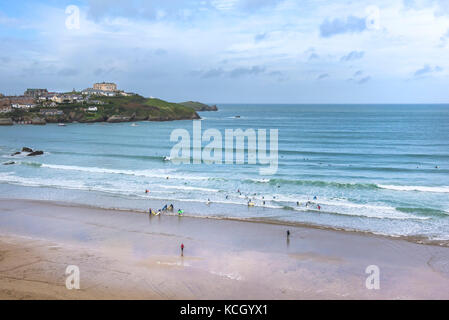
(27, 151), (44, 157)
(3, 161), (15, 165)
(22, 147), (33, 153)
(11, 151), (21, 156)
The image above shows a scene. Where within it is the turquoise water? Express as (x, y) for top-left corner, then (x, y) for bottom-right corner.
(1, 104), (449, 240)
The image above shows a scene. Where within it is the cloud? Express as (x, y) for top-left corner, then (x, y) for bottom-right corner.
(194, 65), (269, 78)
(202, 68), (225, 78)
(154, 48), (168, 56)
(58, 68), (79, 77)
(340, 51), (365, 62)
(434, 0), (449, 16)
(308, 53), (320, 61)
(353, 70), (363, 77)
(268, 71), (283, 77)
(440, 28), (449, 46)
(357, 76), (371, 84)
(254, 33), (268, 43)
(86, 0), (200, 21)
(240, 0), (283, 10)
(0, 10), (17, 25)
(317, 73), (329, 80)
(320, 15), (367, 38)
(229, 66), (265, 78)
(212, 0), (283, 12)
(414, 65), (443, 77)
(94, 67), (116, 76)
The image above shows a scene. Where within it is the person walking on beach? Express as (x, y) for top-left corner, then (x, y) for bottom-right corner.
(287, 230), (290, 239)
(181, 243), (184, 257)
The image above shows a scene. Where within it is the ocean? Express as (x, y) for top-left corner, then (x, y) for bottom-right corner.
(1, 104), (448, 241)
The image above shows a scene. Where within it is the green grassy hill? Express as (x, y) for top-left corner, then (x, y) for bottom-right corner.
(2, 95), (201, 124)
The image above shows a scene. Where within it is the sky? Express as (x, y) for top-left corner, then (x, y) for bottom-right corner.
(0, 0), (448, 103)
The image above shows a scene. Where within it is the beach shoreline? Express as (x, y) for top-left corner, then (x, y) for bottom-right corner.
(1, 198), (449, 300)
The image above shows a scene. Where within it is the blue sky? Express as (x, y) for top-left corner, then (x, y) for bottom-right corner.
(0, 0), (448, 103)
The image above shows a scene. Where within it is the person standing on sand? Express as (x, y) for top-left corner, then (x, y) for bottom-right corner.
(287, 230), (290, 238)
(181, 243), (184, 257)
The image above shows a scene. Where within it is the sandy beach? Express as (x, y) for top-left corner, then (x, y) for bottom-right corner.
(0, 198), (448, 300)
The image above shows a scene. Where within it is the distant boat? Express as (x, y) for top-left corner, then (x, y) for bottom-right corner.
(58, 123), (66, 127)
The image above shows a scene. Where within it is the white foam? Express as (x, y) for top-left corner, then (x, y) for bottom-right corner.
(378, 185), (449, 193)
(40, 163), (209, 181)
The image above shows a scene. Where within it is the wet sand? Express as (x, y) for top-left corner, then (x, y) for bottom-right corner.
(0, 198), (448, 299)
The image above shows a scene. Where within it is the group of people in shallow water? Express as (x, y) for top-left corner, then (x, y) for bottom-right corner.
(148, 203), (184, 216)
(146, 188), (323, 215)
(208, 189), (323, 211)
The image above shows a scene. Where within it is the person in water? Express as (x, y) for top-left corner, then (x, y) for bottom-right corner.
(317, 205), (321, 210)
(313, 196), (317, 200)
(181, 243), (184, 257)
(287, 230), (290, 238)
(178, 209), (184, 216)
(145, 189), (149, 194)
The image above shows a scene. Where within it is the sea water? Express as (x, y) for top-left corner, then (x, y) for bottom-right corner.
(0, 104), (448, 241)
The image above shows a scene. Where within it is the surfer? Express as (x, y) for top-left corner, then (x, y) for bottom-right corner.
(162, 204), (168, 211)
(168, 204), (174, 211)
(317, 205), (321, 211)
(287, 230), (290, 238)
(145, 189), (149, 194)
(178, 209), (184, 216)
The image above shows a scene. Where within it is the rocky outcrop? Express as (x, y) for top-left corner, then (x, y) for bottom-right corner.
(27, 151), (44, 157)
(147, 112), (200, 121)
(180, 101), (218, 112)
(11, 151), (21, 156)
(22, 147), (33, 152)
(31, 117), (46, 125)
(0, 118), (13, 126)
(3, 161), (15, 165)
(107, 115), (131, 123)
